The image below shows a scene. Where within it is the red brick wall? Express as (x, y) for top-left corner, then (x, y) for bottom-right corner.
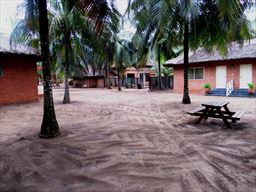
(86, 79), (97, 88)
(86, 78), (105, 88)
(97, 79), (105, 88)
(173, 65), (214, 94)
(173, 59), (256, 94)
(0, 56), (38, 105)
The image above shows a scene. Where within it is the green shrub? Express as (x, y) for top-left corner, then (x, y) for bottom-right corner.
(248, 82), (255, 89)
(203, 83), (211, 89)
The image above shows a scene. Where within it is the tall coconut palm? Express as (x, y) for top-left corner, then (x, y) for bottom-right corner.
(13, 0), (120, 104)
(179, 0), (253, 103)
(49, 0), (85, 104)
(10, 0), (120, 138)
(112, 39), (132, 91)
(38, 0), (60, 138)
(128, 0), (253, 103)
(128, 0), (182, 90)
(82, 27), (120, 77)
(11, 0), (60, 138)
(38, 0), (120, 138)
(10, 0), (39, 47)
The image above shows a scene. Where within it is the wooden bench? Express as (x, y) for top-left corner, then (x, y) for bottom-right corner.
(231, 111), (245, 120)
(187, 106), (205, 116)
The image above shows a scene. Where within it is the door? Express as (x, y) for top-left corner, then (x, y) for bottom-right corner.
(240, 64), (252, 88)
(216, 66), (227, 88)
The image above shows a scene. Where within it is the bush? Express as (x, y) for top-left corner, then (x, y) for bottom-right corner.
(248, 82), (255, 89)
(203, 83), (211, 89)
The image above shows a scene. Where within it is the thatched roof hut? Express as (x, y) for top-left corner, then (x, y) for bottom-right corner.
(0, 35), (41, 105)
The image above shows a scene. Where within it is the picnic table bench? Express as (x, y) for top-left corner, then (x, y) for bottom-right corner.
(187, 101), (245, 128)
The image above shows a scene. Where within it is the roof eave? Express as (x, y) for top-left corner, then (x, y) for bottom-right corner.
(0, 52), (42, 61)
(164, 57), (256, 67)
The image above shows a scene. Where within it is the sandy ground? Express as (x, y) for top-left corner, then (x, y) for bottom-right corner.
(0, 88), (256, 192)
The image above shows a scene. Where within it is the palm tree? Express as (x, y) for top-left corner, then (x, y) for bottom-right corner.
(151, 60), (172, 77)
(128, 0), (253, 103)
(38, 0), (60, 138)
(49, 0), (86, 104)
(38, 0), (121, 137)
(179, 0), (253, 103)
(11, 0), (60, 138)
(113, 39), (133, 91)
(81, 28), (119, 78)
(127, 0), (182, 90)
(10, 0), (121, 138)
(10, 0), (39, 47)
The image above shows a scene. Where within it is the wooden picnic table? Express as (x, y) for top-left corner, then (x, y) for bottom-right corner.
(187, 101), (245, 128)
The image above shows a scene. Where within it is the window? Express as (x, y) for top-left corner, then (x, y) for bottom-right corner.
(188, 69), (194, 79)
(127, 73), (135, 78)
(188, 67), (204, 79)
(0, 64), (3, 77)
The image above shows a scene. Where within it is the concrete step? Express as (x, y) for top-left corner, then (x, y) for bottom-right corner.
(208, 88), (226, 96)
(207, 88), (256, 97)
(230, 89), (256, 97)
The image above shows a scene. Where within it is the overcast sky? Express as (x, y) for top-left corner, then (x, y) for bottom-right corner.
(0, 0), (255, 35)
(0, 0), (23, 34)
(0, 0), (129, 34)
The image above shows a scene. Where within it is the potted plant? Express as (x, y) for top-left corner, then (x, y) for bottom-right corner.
(248, 82), (255, 95)
(203, 83), (211, 94)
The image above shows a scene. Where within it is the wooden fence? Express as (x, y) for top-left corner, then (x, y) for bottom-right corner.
(106, 76), (173, 90)
(149, 76), (173, 90)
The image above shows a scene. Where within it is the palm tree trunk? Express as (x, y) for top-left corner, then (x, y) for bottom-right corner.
(158, 44), (163, 90)
(105, 64), (108, 88)
(182, 22), (191, 104)
(39, 0), (60, 138)
(92, 66), (96, 76)
(63, 34), (71, 104)
(117, 66), (121, 91)
(63, 62), (70, 104)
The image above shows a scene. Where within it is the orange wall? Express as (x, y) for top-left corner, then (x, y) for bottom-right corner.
(125, 67), (153, 78)
(0, 56), (38, 105)
(86, 78), (105, 88)
(97, 79), (105, 88)
(173, 59), (256, 94)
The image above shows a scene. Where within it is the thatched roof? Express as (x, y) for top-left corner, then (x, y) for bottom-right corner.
(146, 58), (155, 67)
(0, 35), (40, 57)
(165, 38), (256, 66)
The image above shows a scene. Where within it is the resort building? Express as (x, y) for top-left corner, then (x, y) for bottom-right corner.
(0, 37), (40, 105)
(165, 39), (256, 96)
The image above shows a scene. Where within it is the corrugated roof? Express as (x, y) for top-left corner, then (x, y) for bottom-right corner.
(0, 34), (40, 56)
(165, 38), (256, 66)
